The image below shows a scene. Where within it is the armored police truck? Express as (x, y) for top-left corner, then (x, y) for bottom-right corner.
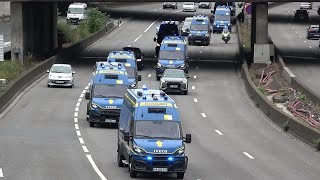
(117, 85), (191, 179)
(156, 36), (189, 80)
(188, 15), (211, 46)
(85, 62), (129, 127)
(107, 51), (142, 88)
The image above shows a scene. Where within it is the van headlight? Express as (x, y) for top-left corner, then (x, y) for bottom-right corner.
(182, 79), (188, 84)
(130, 84), (136, 88)
(228, 23), (231, 26)
(205, 34), (209, 37)
(91, 102), (99, 109)
(133, 144), (146, 154)
(157, 62), (163, 68)
(174, 146), (185, 155)
(179, 63), (185, 69)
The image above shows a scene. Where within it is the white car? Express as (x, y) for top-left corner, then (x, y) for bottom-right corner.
(300, 2), (312, 10)
(47, 64), (75, 88)
(182, 2), (197, 12)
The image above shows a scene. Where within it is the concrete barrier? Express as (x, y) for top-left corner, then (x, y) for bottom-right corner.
(0, 20), (117, 114)
(241, 61), (320, 150)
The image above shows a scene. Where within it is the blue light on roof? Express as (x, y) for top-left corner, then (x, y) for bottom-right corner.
(142, 85), (148, 90)
(118, 64), (122, 69)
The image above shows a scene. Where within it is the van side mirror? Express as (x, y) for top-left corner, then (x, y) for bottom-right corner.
(47, 70), (50, 73)
(138, 75), (142, 81)
(153, 37), (157, 42)
(85, 91), (91, 100)
(123, 131), (131, 141)
(184, 134), (191, 143)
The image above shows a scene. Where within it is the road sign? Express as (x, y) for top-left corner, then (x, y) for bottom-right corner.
(245, 3), (252, 14)
(0, 35), (4, 61)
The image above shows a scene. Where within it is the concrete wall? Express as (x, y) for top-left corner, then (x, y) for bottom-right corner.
(0, 2), (10, 16)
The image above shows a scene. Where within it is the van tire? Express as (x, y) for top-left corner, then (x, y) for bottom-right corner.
(89, 122), (94, 127)
(177, 172), (184, 179)
(129, 159), (137, 178)
(117, 151), (125, 167)
(156, 76), (160, 81)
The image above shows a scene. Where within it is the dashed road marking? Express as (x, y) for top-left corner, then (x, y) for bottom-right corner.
(82, 90), (86, 94)
(76, 102), (80, 107)
(200, 51), (202, 53)
(144, 21), (157, 32)
(243, 152), (255, 159)
(78, 98), (82, 102)
(295, 31), (298, 34)
(304, 41), (307, 43)
(194, 75), (197, 79)
(299, 35), (302, 38)
(82, 146), (89, 153)
(192, 86), (195, 90)
(214, 130), (223, 135)
(291, 27), (294, 29)
(134, 35), (142, 42)
(76, 130), (81, 136)
(194, 98), (198, 103)
(75, 107), (79, 112)
(86, 154), (108, 180)
(80, 94), (84, 98)
(75, 124), (79, 130)
(196, 66), (199, 70)
(74, 112), (78, 117)
(0, 168), (3, 177)
(128, 45), (131, 47)
(201, 113), (207, 118)
(74, 118), (78, 123)
(85, 86), (89, 90)
(148, 74), (152, 78)
(79, 137), (85, 144)
(309, 46), (312, 48)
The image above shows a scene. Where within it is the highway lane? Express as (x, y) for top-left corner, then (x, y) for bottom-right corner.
(1, 2), (320, 180)
(269, 2), (320, 96)
(77, 3), (320, 180)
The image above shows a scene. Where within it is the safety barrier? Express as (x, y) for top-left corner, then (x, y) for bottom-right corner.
(0, 20), (116, 115)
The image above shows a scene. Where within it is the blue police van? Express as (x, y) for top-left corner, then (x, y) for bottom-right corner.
(188, 15), (211, 46)
(107, 51), (142, 88)
(117, 85), (191, 179)
(156, 36), (189, 80)
(85, 62), (130, 127)
(212, 6), (232, 33)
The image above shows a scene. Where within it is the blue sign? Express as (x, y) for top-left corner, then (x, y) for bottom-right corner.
(245, 3), (252, 14)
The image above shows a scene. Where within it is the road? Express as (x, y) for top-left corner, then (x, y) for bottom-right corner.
(269, 2), (320, 96)
(0, 2), (320, 180)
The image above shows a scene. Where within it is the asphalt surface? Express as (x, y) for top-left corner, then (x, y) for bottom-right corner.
(0, 2), (320, 180)
(269, 2), (320, 96)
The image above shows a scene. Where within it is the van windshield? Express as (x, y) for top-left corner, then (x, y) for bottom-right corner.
(69, 8), (84, 14)
(190, 24), (209, 31)
(125, 67), (135, 78)
(215, 14), (230, 21)
(135, 120), (181, 139)
(93, 84), (127, 98)
(159, 50), (185, 60)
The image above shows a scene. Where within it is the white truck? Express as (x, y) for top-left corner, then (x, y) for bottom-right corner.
(67, 2), (88, 24)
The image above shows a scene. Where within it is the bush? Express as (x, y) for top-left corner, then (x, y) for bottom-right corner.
(85, 8), (108, 33)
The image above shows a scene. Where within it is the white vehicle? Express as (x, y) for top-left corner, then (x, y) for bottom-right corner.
(300, 2), (312, 10)
(47, 64), (75, 88)
(198, 2), (212, 9)
(182, 2), (197, 12)
(67, 2), (88, 24)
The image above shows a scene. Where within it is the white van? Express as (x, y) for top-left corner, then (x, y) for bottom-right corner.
(67, 2), (88, 24)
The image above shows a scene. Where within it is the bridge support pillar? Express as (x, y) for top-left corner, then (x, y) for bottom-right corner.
(11, 2), (57, 63)
(251, 2), (272, 64)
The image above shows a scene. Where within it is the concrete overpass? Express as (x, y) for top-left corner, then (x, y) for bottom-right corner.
(3, 1), (313, 62)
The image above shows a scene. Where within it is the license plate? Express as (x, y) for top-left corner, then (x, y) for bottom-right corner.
(105, 119), (116, 123)
(153, 168), (168, 172)
(196, 40), (201, 42)
(56, 81), (64, 83)
(170, 85), (178, 88)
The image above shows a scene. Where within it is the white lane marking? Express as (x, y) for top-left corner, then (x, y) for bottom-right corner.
(172, 10), (181, 14)
(0, 168), (3, 177)
(288, 10), (290, 12)
(214, 130), (223, 135)
(192, 86), (195, 90)
(74, 112), (78, 117)
(201, 113), (207, 118)
(154, 8), (157, 11)
(76, 102), (80, 107)
(295, 31), (298, 34)
(86, 154), (108, 180)
(200, 51), (202, 53)
(80, 94), (84, 98)
(304, 41), (307, 43)
(76, 130), (81, 136)
(134, 35), (142, 42)
(75, 124), (79, 130)
(88, 83), (90, 86)
(194, 98), (198, 103)
(75, 107), (79, 112)
(128, 45), (131, 47)
(194, 75), (197, 79)
(291, 27), (294, 29)
(148, 74), (152, 78)
(243, 152), (255, 159)
(79, 137), (85, 144)
(309, 46), (312, 48)
(85, 86), (89, 90)
(82, 90), (86, 94)
(74, 118), (78, 123)
(201, 46), (203, 48)
(299, 35), (302, 38)
(144, 20), (157, 32)
(82, 146), (89, 153)
(78, 98), (82, 102)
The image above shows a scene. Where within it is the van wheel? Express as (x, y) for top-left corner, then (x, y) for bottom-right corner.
(129, 159), (137, 178)
(89, 122), (94, 127)
(156, 76), (160, 81)
(117, 151), (125, 167)
(177, 172), (184, 179)
(183, 90), (188, 95)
